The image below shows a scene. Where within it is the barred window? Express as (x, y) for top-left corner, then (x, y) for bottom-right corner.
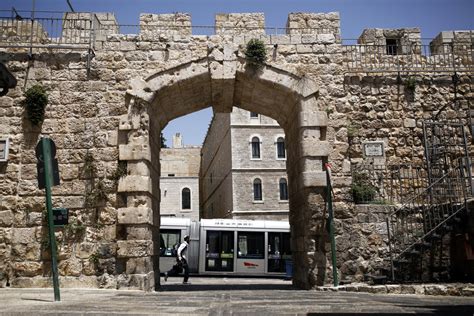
(253, 178), (262, 201)
(182, 188), (191, 209)
(279, 178), (288, 201)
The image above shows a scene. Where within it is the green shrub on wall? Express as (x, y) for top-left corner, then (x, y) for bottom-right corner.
(22, 85), (48, 125)
(245, 39), (267, 66)
(351, 172), (377, 204)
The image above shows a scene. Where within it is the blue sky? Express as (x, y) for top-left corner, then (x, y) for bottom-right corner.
(3, 0), (473, 146)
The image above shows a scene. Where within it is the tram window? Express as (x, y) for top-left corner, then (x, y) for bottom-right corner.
(237, 232), (264, 259)
(160, 229), (181, 257)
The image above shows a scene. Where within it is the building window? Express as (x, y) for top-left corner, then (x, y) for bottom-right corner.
(279, 178), (288, 201)
(253, 178), (262, 201)
(182, 188), (191, 210)
(250, 112), (259, 118)
(386, 38), (398, 55)
(251, 137), (261, 159)
(276, 137), (285, 159)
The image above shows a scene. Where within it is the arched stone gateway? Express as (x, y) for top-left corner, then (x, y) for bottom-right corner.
(117, 54), (329, 290)
(3, 10), (470, 292)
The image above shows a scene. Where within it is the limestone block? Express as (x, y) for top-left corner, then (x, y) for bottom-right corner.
(317, 34), (336, 44)
(0, 243), (11, 258)
(299, 111), (328, 127)
(76, 242), (96, 259)
(301, 171), (327, 187)
(117, 207), (153, 225)
(60, 276), (100, 288)
(12, 261), (43, 277)
(403, 118), (416, 128)
(97, 273), (117, 289)
(223, 44), (238, 61)
(11, 227), (37, 244)
(126, 227), (154, 240)
(271, 35), (291, 45)
(424, 285), (448, 296)
(120, 41), (136, 51)
(300, 157), (323, 173)
(300, 139), (330, 157)
(119, 144), (151, 161)
(117, 175), (152, 194)
(117, 240), (153, 258)
(0, 228), (12, 243)
(10, 276), (52, 288)
(119, 113), (149, 131)
(296, 44), (313, 54)
(0, 211), (13, 226)
(126, 78), (153, 103)
(125, 257), (153, 274)
(58, 258), (82, 277)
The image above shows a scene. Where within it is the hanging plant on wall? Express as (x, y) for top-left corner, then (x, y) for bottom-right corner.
(244, 39), (267, 67)
(22, 85), (48, 125)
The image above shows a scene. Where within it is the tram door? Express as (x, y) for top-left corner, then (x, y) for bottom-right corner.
(267, 232), (292, 273)
(205, 230), (234, 272)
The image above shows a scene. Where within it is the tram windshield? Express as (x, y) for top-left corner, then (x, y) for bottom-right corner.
(237, 232), (264, 259)
(160, 229), (180, 257)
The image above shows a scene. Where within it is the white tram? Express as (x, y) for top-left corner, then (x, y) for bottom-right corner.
(160, 217), (292, 276)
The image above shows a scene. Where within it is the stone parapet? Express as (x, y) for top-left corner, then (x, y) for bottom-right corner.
(286, 12), (340, 35)
(140, 13), (191, 39)
(215, 13), (265, 36)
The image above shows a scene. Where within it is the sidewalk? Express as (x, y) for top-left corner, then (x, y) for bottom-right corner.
(0, 277), (473, 315)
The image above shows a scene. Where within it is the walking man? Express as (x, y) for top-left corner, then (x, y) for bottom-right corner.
(164, 235), (190, 284)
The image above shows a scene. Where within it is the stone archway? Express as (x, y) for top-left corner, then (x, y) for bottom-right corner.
(116, 45), (329, 290)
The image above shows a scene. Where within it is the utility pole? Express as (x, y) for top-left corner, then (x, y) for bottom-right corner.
(325, 163), (339, 287)
(36, 137), (61, 301)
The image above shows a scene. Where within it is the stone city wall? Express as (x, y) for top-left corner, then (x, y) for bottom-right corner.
(0, 11), (472, 289)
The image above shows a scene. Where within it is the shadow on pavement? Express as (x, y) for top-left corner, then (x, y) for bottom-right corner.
(157, 283), (297, 292)
(21, 297), (54, 303)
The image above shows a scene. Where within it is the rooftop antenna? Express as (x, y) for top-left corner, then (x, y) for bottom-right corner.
(66, 0), (75, 12)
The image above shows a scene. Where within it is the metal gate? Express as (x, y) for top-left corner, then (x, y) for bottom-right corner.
(422, 121), (473, 197)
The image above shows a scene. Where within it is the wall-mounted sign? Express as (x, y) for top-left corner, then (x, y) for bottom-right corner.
(0, 138), (9, 162)
(53, 208), (69, 226)
(363, 141), (384, 157)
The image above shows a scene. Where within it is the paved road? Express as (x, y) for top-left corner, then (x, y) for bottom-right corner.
(1, 277), (473, 315)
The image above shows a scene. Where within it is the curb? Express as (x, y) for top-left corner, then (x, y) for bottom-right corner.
(314, 283), (474, 297)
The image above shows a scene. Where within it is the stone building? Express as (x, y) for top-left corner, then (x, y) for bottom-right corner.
(0, 10), (472, 291)
(200, 108), (288, 220)
(160, 133), (200, 221)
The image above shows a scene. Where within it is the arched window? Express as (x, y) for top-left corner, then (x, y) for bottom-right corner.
(279, 178), (288, 201)
(251, 136), (261, 159)
(253, 178), (262, 201)
(181, 188), (191, 209)
(276, 137), (286, 159)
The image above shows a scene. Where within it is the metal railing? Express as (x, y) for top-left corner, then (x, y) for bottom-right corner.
(0, 11), (95, 49)
(343, 43), (474, 73)
(386, 159), (468, 257)
(351, 162), (428, 205)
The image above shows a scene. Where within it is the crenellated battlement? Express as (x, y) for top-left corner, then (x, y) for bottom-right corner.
(0, 11), (472, 74)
